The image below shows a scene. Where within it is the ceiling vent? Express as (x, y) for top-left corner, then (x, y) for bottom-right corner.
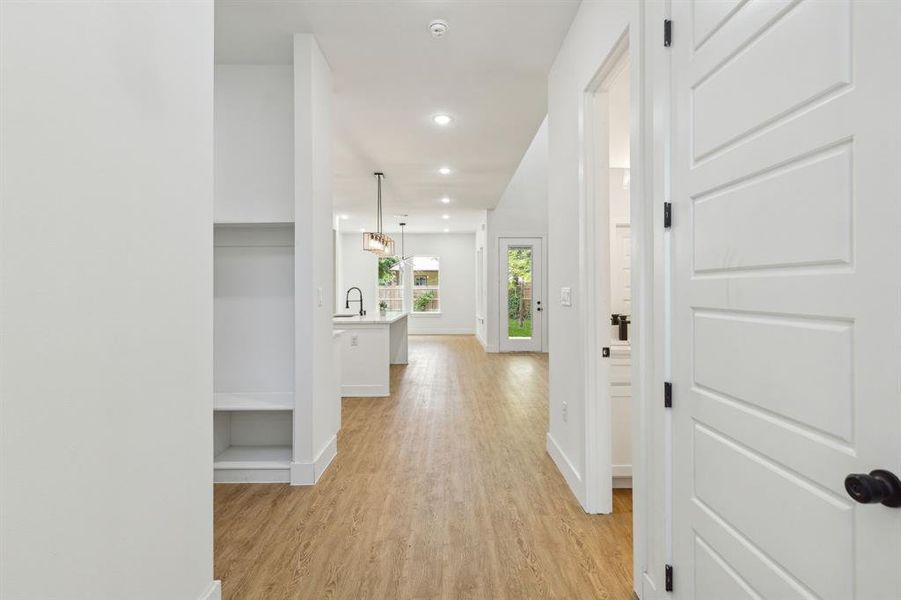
(429, 19), (449, 39)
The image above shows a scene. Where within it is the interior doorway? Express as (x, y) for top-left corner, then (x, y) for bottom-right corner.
(579, 29), (646, 519)
(498, 237), (543, 352)
(605, 56), (632, 491)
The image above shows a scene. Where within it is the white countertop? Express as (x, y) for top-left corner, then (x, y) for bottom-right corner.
(332, 311), (408, 326)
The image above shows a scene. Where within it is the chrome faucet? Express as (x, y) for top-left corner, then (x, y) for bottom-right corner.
(345, 287), (365, 316)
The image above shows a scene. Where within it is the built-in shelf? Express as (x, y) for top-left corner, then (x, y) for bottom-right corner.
(213, 392), (293, 412)
(214, 445), (292, 469)
(213, 221), (295, 484)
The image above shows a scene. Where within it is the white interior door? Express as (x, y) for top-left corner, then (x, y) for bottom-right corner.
(499, 238), (543, 352)
(671, 1), (901, 598)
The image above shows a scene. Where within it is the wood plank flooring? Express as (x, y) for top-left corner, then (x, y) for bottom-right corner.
(214, 335), (633, 599)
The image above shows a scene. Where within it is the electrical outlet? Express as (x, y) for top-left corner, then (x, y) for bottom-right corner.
(350, 334), (359, 347)
(560, 287), (572, 307)
(562, 401), (568, 422)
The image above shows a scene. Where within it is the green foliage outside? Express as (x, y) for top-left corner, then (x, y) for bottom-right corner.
(378, 256), (400, 286)
(507, 248), (532, 327)
(414, 290), (436, 312)
(508, 318), (533, 338)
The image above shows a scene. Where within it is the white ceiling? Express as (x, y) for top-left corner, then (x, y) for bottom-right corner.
(215, 1), (580, 233)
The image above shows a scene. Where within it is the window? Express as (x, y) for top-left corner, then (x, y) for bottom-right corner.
(377, 256), (403, 312)
(412, 256), (440, 313)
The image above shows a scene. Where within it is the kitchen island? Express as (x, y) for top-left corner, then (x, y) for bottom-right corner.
(332, 311), (408, 397)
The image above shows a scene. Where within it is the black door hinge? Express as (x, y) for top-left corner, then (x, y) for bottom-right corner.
(665, 564), (674, 592)
(664, 202), (672, 228)
(664, 19), (672, 47)
(664, 381), (672, 408)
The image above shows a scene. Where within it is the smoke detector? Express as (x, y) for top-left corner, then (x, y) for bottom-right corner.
(429, 19), (449, 39)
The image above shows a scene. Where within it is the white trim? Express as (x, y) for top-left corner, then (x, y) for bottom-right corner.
(612, 476), (633, 489)
(340, 383), (389, 397)
(290, 434), (338, 485)
(613, 463), (633, 489)
(579, 30), (631, 515)
(491, 231), (549, 353)
(546, 433), (586, 507)
(214, 468), (289, 484)
(475, 329), (488, 350)
(410, 311), (442, 317)
(641, 570), (659, 600)
(612, 463), (632, 478)
(197, 581), (222, 600)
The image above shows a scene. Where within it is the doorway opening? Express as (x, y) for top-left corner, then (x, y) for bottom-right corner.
(604, 56), (633, 492)
(579, 26), (648, 520)
(499, 237), (543, 352)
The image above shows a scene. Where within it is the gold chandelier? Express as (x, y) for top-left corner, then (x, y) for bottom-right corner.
(362, 172), (395, 256)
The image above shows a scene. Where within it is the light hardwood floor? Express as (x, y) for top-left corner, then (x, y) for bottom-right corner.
(214, 335), (633, 599)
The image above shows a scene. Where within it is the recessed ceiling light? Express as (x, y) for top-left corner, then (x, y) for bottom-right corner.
(433, 114), (452, 126)
(441, 197), (451, 204)
(339, 214), (349, 220)
(438, 167), (451, 175)
(442, 214), (450, 220)
(443, 228), (450, 233)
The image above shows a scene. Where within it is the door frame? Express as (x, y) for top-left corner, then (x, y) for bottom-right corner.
(578, 16), (666, 597)
(497, 236), (545, 353)
(579, 28), (630, 515)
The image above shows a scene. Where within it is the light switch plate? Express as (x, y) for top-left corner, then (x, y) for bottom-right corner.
(560, 287), (572, 307)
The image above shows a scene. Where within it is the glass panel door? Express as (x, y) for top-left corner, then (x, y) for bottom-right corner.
(507, 247), (533, 338)
(499, 238), (542, 352)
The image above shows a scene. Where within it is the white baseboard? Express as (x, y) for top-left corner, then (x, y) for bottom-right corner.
(214, 467), (289, 484)
(291, 434), (337, 486)
(612, 464), (632, 488)
(340, 383), (389, 397)
(546, 432), (585, 507)
(612, 464), (632, 477)
(476, 332), (487, 350)
(198, 581), (221, 600)
(613, 476), (633, 489)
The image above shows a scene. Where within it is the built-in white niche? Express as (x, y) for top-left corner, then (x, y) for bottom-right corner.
(213, 223), (294, 483)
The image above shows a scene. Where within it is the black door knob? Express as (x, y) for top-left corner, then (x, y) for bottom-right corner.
(844, 470), (901, 507)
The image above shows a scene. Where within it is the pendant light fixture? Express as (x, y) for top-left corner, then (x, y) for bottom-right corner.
(397, 221), (414, 266)
(362, 172), (395, 256)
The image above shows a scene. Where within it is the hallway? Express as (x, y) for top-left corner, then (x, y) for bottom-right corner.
(214, 336), (633, 599)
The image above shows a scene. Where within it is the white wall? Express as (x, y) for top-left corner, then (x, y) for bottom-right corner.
(485, 117), (549, 352)
(214, 225), (295, 394)
(475, 214), (489, 347)
(338, 232), (476, 335)
(0, 2), (216, 599)
(338, 233), (379, 315)
(215, 65), (294, 223)
(403, 234), (476, 335)
(293, 35), (338, 476)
